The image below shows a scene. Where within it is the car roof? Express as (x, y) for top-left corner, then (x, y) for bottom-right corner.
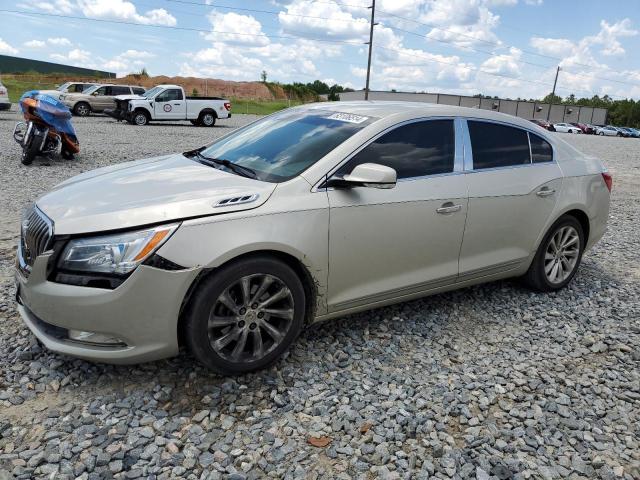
(299, 101), (541, 130)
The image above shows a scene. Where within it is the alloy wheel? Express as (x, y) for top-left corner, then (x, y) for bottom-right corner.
(202, 114), (214, 126)
(208, 273), (294, 363)
(544, 226), (580, 284)
(76, 104), (89, 116)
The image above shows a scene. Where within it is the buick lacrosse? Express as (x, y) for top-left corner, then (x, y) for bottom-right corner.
(15, 102), (611, 373)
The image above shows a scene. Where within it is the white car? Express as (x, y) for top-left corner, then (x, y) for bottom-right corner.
(553, 123), (581, 134)
(15, 102), (611, 373)
(36, 82), (101, 101)
(0, 80), (10, 110)
(117, 84), (231, 126)
(596, 126), (621, 137)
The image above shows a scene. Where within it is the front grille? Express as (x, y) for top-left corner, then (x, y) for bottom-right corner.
(19, 205), (53, 273)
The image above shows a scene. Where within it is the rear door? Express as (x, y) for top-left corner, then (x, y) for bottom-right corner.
(326, 119), (468, 312)
(458, 120), (562, 281)
(154, 88), (186, 120)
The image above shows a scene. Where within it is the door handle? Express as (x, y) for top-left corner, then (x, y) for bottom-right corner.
(536, 187), (556, 197)
(436, 202), (462, 214)
(172, 103), (181, 105)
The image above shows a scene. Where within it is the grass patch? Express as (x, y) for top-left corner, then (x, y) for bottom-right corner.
(2, 77), (58, 102)
(230, 98), (304, 115)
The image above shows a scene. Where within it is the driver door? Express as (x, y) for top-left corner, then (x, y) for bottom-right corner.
(90, 86), (112, 111)
(326, 119), (468, 313)
(154, 88), (186, 120)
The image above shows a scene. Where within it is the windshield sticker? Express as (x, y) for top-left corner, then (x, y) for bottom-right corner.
(327, 112), (369, 124)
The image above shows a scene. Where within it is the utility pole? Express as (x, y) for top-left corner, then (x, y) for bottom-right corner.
(364, 0), (376, 100)
(547, 66), (560, 121)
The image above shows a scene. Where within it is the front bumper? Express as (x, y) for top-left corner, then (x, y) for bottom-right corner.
(15, 253), (201, 364)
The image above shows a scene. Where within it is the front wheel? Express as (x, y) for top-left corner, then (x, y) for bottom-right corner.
(184, 256), (306, 374)
(133, 111), (149, 126)
(522, 215), (584, 292)
(73, 102), (91, 117)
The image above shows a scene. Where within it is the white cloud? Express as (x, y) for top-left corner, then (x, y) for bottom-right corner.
(77, 0), (177, 26)
(24, 40), (47, 48)
(205, 12), (269, 47)
(48, 37), (72, 46)
(50, 48), (91, 64)
(588, 19), (637, 56)
(29, 0), (75, 14)
(0, 38), (19, 55)
(278, 0), (370, 41)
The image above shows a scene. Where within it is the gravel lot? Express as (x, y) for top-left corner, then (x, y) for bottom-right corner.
(0, 108), (638, 480)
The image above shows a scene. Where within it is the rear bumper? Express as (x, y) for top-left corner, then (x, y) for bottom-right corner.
(15, 253), (201, 364)
(0, 100), (11, 110)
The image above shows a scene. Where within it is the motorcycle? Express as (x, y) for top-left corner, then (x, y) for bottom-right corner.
(13, 91), (80, 165)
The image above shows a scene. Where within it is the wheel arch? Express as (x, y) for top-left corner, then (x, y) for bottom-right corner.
(199, 108), (218, 118)
(176, 249), (318, 347)
(133, 107), (151, 118)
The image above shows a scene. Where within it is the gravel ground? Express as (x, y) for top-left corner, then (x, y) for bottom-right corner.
(0, 108), (638, 480)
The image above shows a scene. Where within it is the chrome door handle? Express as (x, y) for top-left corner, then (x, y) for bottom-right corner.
(536, 188), (556, 197)
(436, 203), (462, 214)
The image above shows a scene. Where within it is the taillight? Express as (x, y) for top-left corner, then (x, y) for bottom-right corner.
(224, 102), (231, 111)
(602, 172), (612, 192)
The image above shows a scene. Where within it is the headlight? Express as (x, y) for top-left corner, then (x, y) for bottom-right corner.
(58, 224), (178, 275)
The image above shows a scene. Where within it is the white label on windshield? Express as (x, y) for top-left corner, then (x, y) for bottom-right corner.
(327, 112), (369, 124)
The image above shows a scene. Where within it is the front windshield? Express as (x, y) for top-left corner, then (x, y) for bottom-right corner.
(82, 85), (100, 95)
(57, 82), (71, 92)
(143, 86), (163, 98)
(199, 110), (375, 182)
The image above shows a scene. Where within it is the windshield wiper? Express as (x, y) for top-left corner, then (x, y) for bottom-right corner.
(195, 152), (258, 179)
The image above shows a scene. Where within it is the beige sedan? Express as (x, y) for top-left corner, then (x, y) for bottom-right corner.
(15, 102), (611, 373)
(61, 84), (146, 116)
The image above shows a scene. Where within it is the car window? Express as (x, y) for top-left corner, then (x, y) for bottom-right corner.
(132, 87), (146, 95)
(200, 110), (375, 183)
(529, 133), (553, 163)
(93, 86), (108, 95)
(111, 86), (131, 95)
(336, 120), (455, 179)
(72, 84), (85, 92)
(157, 89), (183, 102)
(468, 121), (530, 169)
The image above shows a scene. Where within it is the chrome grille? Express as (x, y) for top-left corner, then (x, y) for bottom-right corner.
(19, 206), (53, 273)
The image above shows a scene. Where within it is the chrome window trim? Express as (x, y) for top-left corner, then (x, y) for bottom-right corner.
(313, 116), (461, 192)
(463, 117), (556, 173)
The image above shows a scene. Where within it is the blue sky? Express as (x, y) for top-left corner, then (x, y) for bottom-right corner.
(1, 0), (639, 100)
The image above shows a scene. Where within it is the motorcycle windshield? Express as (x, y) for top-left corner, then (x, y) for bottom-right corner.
(20, 91), (79, 144)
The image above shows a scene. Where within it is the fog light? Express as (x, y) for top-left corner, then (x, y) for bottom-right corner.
(68, 330), (126, 346)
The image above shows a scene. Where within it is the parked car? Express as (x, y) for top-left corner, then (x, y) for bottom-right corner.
(15, 103), (611, 373)
(553, 123), (582, 133)
(617, 127), (639, 138)
(37, 82), (101, 101)
(627, 128), (640, 138)
(62, 84), (146, 116)
(596, 125), (621, 136)
(570, 122), (594, 134)
(529, 119), (555, 131)
(116, 85), (231, 126)
(0, 80), (10, 110)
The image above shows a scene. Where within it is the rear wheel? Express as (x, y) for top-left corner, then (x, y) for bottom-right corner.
(184, 256), (306, 374)
(199, 112), (216, 127)
(73, 102), (91, 117)
(523, 215), (584, 292)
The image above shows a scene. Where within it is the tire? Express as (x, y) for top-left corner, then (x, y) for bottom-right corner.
(20, 128), (44, 165)
(133, 111), (149, 126)
(61, 149), (74, 160)
(184, 256), (306, 374)
(522, 215), (585, 292)
(617, 132), (623, 137)
(598, 132), (604, 136)
(199, 112), (216, 127)
(73, 102), (91, 117)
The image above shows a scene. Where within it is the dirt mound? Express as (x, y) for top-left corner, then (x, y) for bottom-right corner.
(114, 75), (285, 100)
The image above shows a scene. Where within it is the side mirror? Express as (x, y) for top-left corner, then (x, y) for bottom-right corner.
(91, 92), (99, 96)
(327, 163), (397, 189)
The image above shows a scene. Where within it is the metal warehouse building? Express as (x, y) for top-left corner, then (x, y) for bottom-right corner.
(338, 90), (608, 125)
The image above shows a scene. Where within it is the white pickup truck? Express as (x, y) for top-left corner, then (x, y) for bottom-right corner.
(110, 84), (231, 126)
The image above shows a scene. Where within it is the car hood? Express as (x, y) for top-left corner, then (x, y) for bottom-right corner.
(37, 154), (276, 235)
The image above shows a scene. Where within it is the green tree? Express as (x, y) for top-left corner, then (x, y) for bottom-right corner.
(261, 70), (268, 83)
